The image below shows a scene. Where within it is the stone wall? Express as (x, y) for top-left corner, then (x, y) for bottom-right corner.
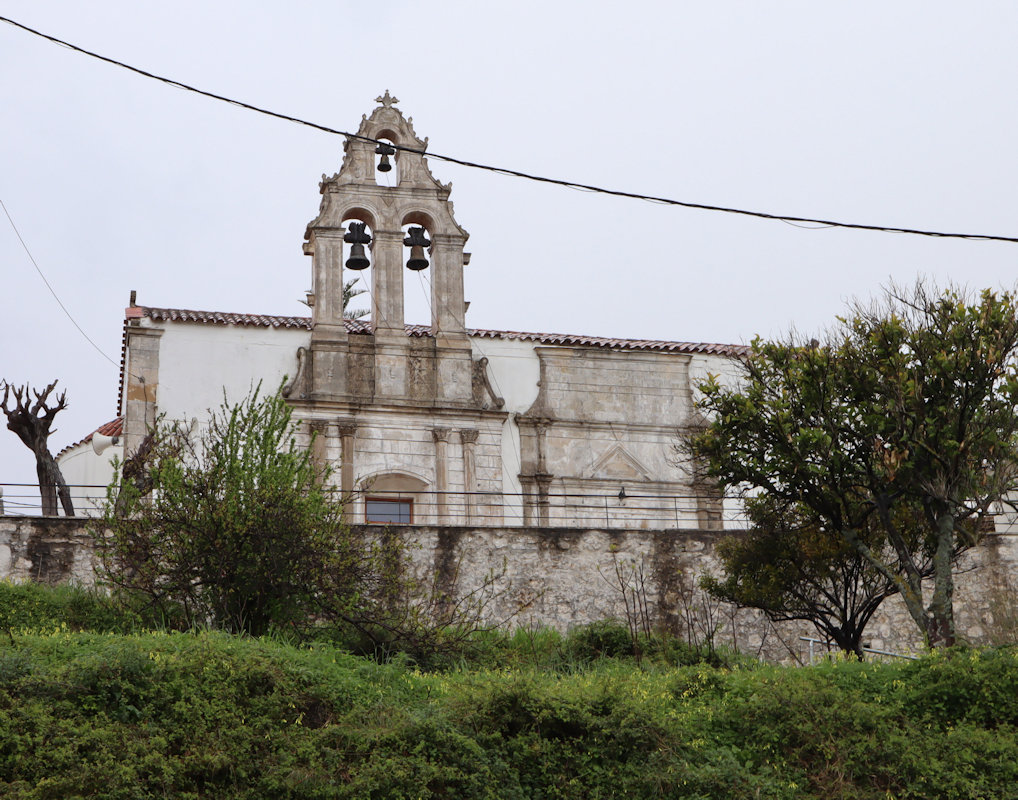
(4, 515), (1017, 663)
(0, 517), (95, 585)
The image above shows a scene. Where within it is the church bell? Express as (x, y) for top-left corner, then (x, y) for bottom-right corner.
(404, 226), (431, 271)
(375, 142), (395, 173)
(344, 222), (372, 270)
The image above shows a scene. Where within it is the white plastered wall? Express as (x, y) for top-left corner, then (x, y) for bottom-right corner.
(54, 441), (122, 515)
(469, 335), (541, 523)
(155, 322), (310, 424)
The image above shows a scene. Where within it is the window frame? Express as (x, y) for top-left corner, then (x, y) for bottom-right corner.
(364, 495), (414, 525)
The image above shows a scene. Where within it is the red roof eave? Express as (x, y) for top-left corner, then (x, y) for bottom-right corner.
(135, 305), (747, 357)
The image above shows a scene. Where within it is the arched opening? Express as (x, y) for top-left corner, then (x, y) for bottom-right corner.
(340, 210), (375, 322)
(401, 213), (435, 328)
(359, 472), (429, 524)
(373, 131), (400, 185)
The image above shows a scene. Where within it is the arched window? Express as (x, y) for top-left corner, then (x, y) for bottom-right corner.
(360, 472), (429, 525)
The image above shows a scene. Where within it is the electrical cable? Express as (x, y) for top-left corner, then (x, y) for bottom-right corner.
(1, 197), (121, 369)
(3, 14), (1017, 245)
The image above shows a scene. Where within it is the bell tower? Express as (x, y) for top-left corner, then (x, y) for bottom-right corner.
(302, 92), (473, 405)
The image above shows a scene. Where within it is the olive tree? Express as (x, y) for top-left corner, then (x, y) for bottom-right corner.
(691, 282), (1018, 648)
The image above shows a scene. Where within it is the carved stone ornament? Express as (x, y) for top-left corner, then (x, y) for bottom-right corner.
(471, 357), (505, 409)
(281, 346), (310, 399)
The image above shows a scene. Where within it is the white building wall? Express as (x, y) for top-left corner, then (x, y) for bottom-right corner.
(154, 322), (310, 424)
(469, 336), (541, 523)
(54, 441), (121, 515)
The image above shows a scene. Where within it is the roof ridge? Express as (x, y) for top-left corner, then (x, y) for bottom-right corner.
(134, 305), (746, 355)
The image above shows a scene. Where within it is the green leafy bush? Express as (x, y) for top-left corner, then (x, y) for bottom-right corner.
(0, 581), (142, 634)
(3, 626), (1016, 799)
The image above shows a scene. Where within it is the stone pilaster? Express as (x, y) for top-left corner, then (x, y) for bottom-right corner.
(535, 474), (553, 527)
(459, 429), (479, 524)
(337, 419), (357, 505)
(308, 227), (350, 401)
(309, 227), (346, 327)
(122, 324), (163, 462)
(308, 420), (330, 480)
(370, 229), (405, 336)
(433, 428), (450, 523)
(430, 233), (467, 339)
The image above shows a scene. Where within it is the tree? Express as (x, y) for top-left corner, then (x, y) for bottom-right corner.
(96, 384), (513, 652)
(342, 277), (368, 320)
(96, 384), (381, 635)
(691, 282), (1018, 648)
(701, 496), (933, 657)
(1, 380), (74, 516)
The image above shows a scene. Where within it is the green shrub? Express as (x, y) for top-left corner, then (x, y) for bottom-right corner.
(1, 631), (1018, 798)
(0, 581), (141, 634)
(562, 620), (635, 661)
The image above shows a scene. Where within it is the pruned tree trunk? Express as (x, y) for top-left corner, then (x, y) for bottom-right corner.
(35, 446), (74, 516)
(1, 380), (75, 517)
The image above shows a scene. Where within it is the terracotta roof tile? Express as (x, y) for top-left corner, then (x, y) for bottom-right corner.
(58, 417), (123, 458)
(135, 305), (746, 356)
(142, 306), (311, 329)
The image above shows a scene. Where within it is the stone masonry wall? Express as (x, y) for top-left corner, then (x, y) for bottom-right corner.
(0, 517), (95, 586)
(3, 515), (1017, 663)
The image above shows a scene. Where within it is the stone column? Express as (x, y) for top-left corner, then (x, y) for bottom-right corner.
(308, 227), (349, 400)
(370, 229), (405, 336)
(520, 477), (536, 526)
(337, 419), (357, 509)
(122, 321), (163, 461)
(431, 233), (473, 403)
(372, 229), (409, 399)
(308, 420), (330, 481)
(310, 227), (345, 327)
(535, 474), (553, 527)
(694, 479), (724, 531)
(430, 233), (467, 339)
(433, 428), (450, 524)
(459, 429), (479, 524)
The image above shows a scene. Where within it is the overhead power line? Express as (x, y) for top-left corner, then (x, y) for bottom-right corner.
(2, 14), (1017, 245)
(1, 197), (121, 370)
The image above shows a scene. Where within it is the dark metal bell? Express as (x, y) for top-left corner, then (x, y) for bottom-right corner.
(403, 226), (431, 271)
(375, 142), (395, 173)
(345, 243), (369, 271)
(344, 222), (372, 270)
(406, 245), (428, 271)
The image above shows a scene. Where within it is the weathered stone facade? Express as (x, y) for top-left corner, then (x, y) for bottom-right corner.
(0, 517), (95, 586)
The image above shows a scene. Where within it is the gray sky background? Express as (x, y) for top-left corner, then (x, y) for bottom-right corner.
(2, 2), (1016, 507)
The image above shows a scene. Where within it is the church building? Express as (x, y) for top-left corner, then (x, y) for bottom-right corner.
(59, 93), (743, 530)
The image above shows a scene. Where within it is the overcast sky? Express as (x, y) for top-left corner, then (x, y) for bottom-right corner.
(2, 2), (1016, 508)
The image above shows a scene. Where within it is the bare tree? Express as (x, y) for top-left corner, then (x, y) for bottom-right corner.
(1, 380), (75, 516)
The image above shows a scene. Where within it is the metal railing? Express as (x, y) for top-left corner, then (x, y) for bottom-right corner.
(800, 636), (919, 664)
(0, 482), (749, 529)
